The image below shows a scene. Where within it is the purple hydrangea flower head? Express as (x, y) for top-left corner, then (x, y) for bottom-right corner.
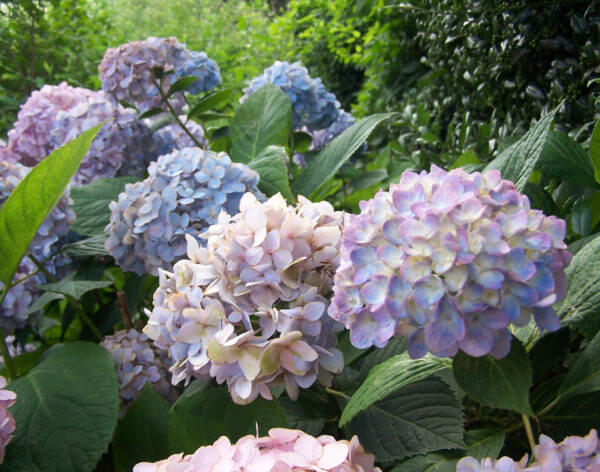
(329, 166), (571, 359)
(173, 51), (221, 95)
(153, 117), (208, 153)
(144, 193), (346, 404)
(101, 329), (176, 406)
(104, 148), (261, 276)
(457, 456), (528, 472)
(243, 61), (340, 131)
(0, 377), (16, 464)
(134, 428), (381, 472)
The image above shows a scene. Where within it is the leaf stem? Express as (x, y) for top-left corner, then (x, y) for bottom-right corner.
(0, 289), (17, 381)
(325, 387), (350, 399)
(522, 414), (536, 455)
(536, 396), (561, 417)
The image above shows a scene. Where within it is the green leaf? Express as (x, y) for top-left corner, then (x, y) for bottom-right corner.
(529, 329), (571, 384)
(278, 391), (334, 436)
(390, 451), (462, 472)
(166, 76), (199, 97)
(340, 353), (451, 426)
(450, 150), (481, 169)
(188, 88), (237, 118)
(248, 146), (295, 201)
(0, 348), (44, 378)
(555, 234), (600, 338)
(113, 384), (170, 472)
(291, 113), (393, 197)
(523, 183), (560, 216)
(557, 330), (600, 399)
(465, 428), (505, 460)
(63, 235), (108, 257)
(138, 107), (165, 120)
(452, 339), (533, 414)
(571, 201), (591, 237)
(539, 391), (600, 439)
(230, 84), (292, 163)
(484, 109), (557, 191)
(39, 277), (113, 300)
(589, 120), (600, 184)
(535, 130), (598, 188)
(169, 386), (290, 454)
(25, 291), (64, 316)
(356, 337), (407, 378)
(291, 131), (313, 153)
(0, 124), (103, 286)
(353, 169), (388, 190)
(348, 378), (465, 462)
(71, 177), (137, 236)
(3, 342), (119, 472)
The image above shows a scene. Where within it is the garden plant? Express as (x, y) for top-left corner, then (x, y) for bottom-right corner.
(0, 5), (599, 472)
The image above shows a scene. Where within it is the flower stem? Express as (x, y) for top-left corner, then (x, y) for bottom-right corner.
(522, 414), (536, 455)
(0, 289), (17, 381)
(325, 387), (350, 399)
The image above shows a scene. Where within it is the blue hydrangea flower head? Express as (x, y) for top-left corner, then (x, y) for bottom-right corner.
(329, 166), (571, 359)
(243, 61), (340, 131)
(104, 148), (262, 276)
(173, 51), (221, 94)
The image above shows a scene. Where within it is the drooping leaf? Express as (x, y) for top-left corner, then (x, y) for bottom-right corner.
(539, 391), (600, 439)
(453, 339), (533, 414)
(188, 88), (237, 118)
(3, 342), (119, 472)
(113, 384), (170, 472)
(71, 177), (137, 236)
(484, 109), (557, 191)
(0, 124), (103, 286)
(589, 120), (600, 184)
(248, 146), (295, 201)
(465, 428), (505, 460)
(39, 277), (113, 300)
(63, 235), (108, 257)
(166, 76), (199, 97)
(169, 386), (290, 454)
(291, 113), (393, 197)
(523, 183), (560, 216)
(348, 378), (465, 462)
(390, 451), (462, 472)
(230, 84), (292, 163)
(340, 353), (451, 426)
(138, 108), (165, 120)
(557, 330), (600, 399)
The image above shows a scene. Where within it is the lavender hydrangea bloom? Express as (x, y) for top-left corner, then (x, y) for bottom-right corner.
(99, 37), (219, 113)
(243, 61), (340, 131)
(329, 166), (571, 359)
(0, 377), (16, 464)
(457, 429), (600, 472)
(101, 329), (176, 405)
(153, 117), (208, 153)
(144, 193), (346, 404)
(104, 148), (261, 276)
(134, 428), (381, 472)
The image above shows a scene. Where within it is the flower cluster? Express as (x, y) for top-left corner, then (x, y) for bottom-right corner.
(134, 428), (381, 472)
(144, 193), (346, 404)
(153, 118), (208, 153)
(105, 148), (261, 276)
(329, 166), (571, 358)
(457, 429), (600, 472)
(0, 377), (16, 464)
(101, 329), (176, 404)
(243, 61), (340, 131)
(0, 82), (153, 185)
(99, 37), (220, 113)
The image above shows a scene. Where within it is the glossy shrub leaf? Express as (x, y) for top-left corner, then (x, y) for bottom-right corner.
(292, 113), (393, 197)
(248, 145), (294, 201)
(390, 451), (462, 472)
(340, 353), (451, 426)
(188, 88), (237, 118)
(169, 386), (290, 454)
(590, 120), (600, 184)
(39, 277), (113, 300)
(0, 124), (102, 286)
(570, 201), (591, 236)
(558, 330), (600, 399)
(348, 378), (465, 462)
(113, 384), (170, 472)
(63, 235), (108, 257)
(3, 342), (119, 472)
(556, 234), (600, 338)
(484, 109), (557, 191)
(166, 76), (199, 97)
(71, 176), (137, 236)
(230, 84), (292, 163)
(465, 428), (505, 460)
(453, 339), (533, 414)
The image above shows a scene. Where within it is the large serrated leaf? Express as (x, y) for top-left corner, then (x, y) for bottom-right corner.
(248, 146), (295, 202)
(0, 124), (103, 286)
(557, 330), (600, 399)
(3, 342), (119, 472)
(113, 384), (170, 472)
(453, 339), (533, 414)
(230, 84), (292, 164)
(465, 428), (505, 459)
(391, 452), (463, 472)
(63, 235), (108, 257)
(348, 378), (465, 462)
(539, 391), (600, 439)
(71, 177), (137, 236)
(484, 109), (557, 191)
(291, 113), (393, 197)
(39, 277), (113, 300)
(340, 353), (451, 426)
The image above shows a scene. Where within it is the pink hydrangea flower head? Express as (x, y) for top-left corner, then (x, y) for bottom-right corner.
(134, 428), (381, 472)
(0, 376), (16, 463)
(144, 193), (346, 404)
(329, 166), (571, 359)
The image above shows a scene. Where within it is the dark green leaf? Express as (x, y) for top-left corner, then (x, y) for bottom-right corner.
(589, 120), (600, 184)
(450, 150), (481, 169)
(571, 201), (592, 236)
(39, 278), (113, 300)
(357, 338), (407, 377)
(465, 428), (505, 460)
(248, 146), (295, 201)
(390, 451), (462, 472)
(230, 84), (292, 163)
(484, 109), (557, 191)
(523, 183), (560, 216)
(138, 108), (165, 120)
(188, 88), (237, 118)
(340, 353), (451, 426)
(25, 291), (64, 316)
(0, 124), (103, 286)
(278, 391), (334, 436)
(348, 378), (465, 462)
(71, 177), (137, 236)
(113, 384), (170, 472)
(291, 131), (313, 153)
(63, 235), (108, 257)
(539, 391), (600, 439)
(337, 331), (368, 367)
(453, 339), (533, 414)
(353, 169), (388, 190)
(0, 349), (44, 378)
(558, 330), (600, 399)
(529, 329), (571, 384)
(292, 113), (393, 197)
(166, 76), (199, 97)
(3, 342), (119, 472)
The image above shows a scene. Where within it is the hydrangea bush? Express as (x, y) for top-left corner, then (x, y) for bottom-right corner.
(0, 377), (16, 463)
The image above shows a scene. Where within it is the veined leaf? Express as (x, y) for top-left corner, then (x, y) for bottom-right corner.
(558, 330), (600, 399)
(248, 146), (294, 202)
